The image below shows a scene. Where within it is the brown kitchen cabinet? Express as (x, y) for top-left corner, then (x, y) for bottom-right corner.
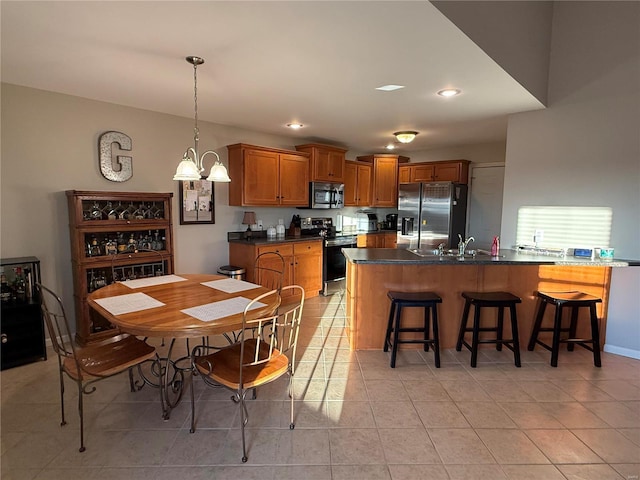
(295, 143), (347, 183)
(227, 144), (310, 206)
(357, 154), (409, 207)
(66, 190), (174, 345)
(228, 239), (322, 298)
(344, 160), (372, 206)
(399, 160), (470, 184)
(357, 232), (397, 248)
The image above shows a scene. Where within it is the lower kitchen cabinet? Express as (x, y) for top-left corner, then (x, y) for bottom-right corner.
(357, 232), (397, 248)
(1, 257), (47, 370)
(229, 240), (322, 298)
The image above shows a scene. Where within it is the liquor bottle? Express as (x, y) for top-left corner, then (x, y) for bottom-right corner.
(117, 232), (127, 252)
(105, 236), (118, 255)
(90, 235), (102, 256)
(90, 201), (102, 220)
(106, 201), (117, 220)
(13, 267), (26, 301)
(0, 267), (11, 303)
(23, 267), (33, 299)
(127, 233), (137, 251)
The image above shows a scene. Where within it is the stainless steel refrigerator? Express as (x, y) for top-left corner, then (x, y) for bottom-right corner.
(397, 182), (468, 250)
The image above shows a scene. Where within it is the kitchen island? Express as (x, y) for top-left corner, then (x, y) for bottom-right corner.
(342, 248), (638, 351)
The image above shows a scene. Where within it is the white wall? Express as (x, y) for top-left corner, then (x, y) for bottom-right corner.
(501, 2), (640, 357)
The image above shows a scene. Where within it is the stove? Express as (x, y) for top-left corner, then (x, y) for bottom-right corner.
(301, 217), (357, 295)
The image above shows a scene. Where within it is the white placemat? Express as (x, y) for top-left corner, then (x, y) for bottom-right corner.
(120, 275), (188, 289)
(201, 278), (261, 293)
(93, 292), (165, 315)
(181, 296), (266, 322)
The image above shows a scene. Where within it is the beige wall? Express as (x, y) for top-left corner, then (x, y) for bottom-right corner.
(0, 84), (311, 320)
(501, 1), (640, 356)
(408, 142), (506, 165)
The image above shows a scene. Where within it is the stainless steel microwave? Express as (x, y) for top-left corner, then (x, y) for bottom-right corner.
(308, 182), (344, 209)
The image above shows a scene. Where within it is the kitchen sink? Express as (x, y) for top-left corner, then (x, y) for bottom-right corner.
(407, 248), (494, 259)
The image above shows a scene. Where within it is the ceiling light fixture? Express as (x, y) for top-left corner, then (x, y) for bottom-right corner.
(173, 56), (231, 182)
(386, 144), (396, 150)
(376, 84), (405, 92)
(437, 88), (461, 97)
(287, 123), (304, 129)
(394, 131), (418, 144)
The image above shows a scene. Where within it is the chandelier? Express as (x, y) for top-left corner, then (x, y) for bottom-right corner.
(173, 56), (231, 182)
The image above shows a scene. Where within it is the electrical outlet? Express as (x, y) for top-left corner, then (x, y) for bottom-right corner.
(257, 220), (263, 230)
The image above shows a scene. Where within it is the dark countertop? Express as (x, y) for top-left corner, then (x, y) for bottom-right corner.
(228, 234), (323, 246)
(341, 248), (639, 267)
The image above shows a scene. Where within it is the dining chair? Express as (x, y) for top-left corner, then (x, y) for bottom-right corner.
(189, 285), (305, 463)
(253, 251), (285, 293)
(37, 283), (157, 452)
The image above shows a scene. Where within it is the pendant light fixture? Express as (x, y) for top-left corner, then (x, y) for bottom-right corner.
(393, 131), (419, 144)
(173, 56), (231, 182)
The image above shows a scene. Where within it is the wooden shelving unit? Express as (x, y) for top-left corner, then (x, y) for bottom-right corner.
(66, 190), (174, 344)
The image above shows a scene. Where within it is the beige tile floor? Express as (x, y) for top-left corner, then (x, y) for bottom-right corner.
(2, 291), (640, 479)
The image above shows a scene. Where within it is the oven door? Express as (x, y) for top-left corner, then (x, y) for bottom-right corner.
(322, 237), (356, 295)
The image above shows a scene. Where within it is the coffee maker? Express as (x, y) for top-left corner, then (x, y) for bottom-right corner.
(385, 213), (398, 230)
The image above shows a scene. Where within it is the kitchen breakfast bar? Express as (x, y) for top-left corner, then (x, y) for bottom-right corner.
(342, 248), (637, 353)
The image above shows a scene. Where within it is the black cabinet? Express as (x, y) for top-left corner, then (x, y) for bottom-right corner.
(1, 257), (47, 370)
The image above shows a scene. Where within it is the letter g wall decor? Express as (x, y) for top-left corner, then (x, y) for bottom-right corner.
(99, 131), (133, 182)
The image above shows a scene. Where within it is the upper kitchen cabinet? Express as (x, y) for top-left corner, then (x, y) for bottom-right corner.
(344, 160), (372, 207)
(357, 154), (409, 207)
(295, 143), (347, 183)
(399, 160), (470, 184)
(227, 144), (310, 206)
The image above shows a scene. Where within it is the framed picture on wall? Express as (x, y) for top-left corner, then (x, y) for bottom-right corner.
(179, 178), (215, 225)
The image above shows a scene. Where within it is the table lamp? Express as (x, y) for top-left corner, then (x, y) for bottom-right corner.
(242, 211), (257, 240)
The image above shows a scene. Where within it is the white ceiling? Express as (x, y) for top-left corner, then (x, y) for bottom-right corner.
(1, 1), (545, 154)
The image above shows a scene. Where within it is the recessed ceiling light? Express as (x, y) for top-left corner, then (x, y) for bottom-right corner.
(286, 123), (304, 129)
(437, 88), (461, 97)
(386, 144), (396, 150)
(376, 85), (405, 92)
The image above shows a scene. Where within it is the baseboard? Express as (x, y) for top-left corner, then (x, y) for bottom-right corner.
(603, 343), (640, 360)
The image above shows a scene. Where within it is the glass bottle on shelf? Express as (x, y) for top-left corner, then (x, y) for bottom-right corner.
(13, 267), (26, 302)
(89, 235), (102, 256)
(0, 267), (11, 303)
(152, 230), (161, 250)
(105, 236), (117, 255)
(133, 203), (146, 220)
(127, 233), (137, 251)
(118, 202), (129, 220)
(117, 232), (127, 252)
(88, 270), (97, 292)
(90, 201), (102, 220)
(23, 267), (33, 299)
(106, 201), (118, 220)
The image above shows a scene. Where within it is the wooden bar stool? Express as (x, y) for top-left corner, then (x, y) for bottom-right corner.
(456, 291), (522, 368)
(527, 291), (602, 367)
(383, 291), (442, 368)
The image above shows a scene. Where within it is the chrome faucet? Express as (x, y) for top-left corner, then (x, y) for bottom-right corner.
(437, 242), (446, 256)
(458, 234), (475, 256)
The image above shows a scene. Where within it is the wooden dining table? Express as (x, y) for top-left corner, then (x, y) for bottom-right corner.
(87, 273), (278, 419)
